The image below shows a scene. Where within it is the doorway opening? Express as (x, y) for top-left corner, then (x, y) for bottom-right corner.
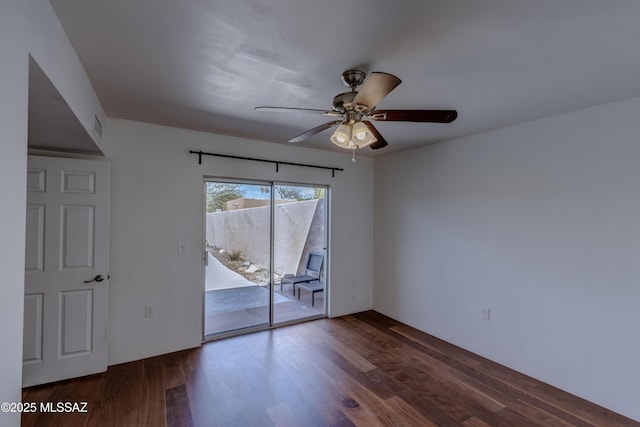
(203, 179), (328, 338)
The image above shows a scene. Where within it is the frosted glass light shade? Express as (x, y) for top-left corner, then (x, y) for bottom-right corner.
(330, 124), (354, 149)
(351, 122), (377, 148)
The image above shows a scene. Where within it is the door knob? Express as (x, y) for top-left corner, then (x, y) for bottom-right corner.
(84, 274), (105, 284)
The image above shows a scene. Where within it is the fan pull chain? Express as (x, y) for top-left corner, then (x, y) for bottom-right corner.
(352, 149), (356, 163)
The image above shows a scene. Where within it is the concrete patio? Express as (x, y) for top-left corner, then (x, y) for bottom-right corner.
(204, 253), (324, 336)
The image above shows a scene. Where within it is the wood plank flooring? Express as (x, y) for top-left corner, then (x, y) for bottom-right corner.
(22, 311), (639, 427)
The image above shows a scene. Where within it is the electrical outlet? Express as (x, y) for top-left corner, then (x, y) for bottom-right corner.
(482, 308), (491, 320)
(145, 306), (154, 318)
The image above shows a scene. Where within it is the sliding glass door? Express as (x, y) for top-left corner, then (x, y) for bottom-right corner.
(273, 184), (326, 323)
(203, 179), (327, 338)
(203, 181), (272, 336)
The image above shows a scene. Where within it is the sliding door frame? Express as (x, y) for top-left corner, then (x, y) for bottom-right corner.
(202, 176), (329, 342)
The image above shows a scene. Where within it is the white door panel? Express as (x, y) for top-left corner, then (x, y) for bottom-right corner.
(23, 156), (110, 387)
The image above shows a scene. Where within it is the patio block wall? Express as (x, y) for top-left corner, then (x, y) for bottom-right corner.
(206, 199), (321, 277)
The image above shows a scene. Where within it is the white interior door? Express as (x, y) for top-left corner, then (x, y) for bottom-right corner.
(23, 155), (110, 387)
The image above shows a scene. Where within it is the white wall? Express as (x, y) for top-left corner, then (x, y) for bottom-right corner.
(0, 1), (105, 426)
(374, 96), (640, 421)
(0, 2), (28, 426)
(105, 118), (374, 365)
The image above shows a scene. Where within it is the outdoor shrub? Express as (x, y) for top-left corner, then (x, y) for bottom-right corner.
(228, 250), (243, 261)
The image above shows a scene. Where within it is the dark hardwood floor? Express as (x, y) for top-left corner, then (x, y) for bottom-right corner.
(22, 311), (638, 427)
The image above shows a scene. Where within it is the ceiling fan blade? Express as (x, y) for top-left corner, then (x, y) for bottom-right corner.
(371, 110), (458, 123)
(255, 106), (330, 114)
(289, 120), (342, 143)
(362, 121), (388, 150)
(352, 72), (402, 110)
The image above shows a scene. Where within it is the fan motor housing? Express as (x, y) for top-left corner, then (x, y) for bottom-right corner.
(332, 92), (357, 113)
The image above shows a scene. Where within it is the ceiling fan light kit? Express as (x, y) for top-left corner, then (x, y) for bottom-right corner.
(256, 69), (457, 152)
(330, 121), (377, 149)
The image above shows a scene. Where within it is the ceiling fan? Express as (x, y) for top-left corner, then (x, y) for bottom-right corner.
(256, 69), (457, 151)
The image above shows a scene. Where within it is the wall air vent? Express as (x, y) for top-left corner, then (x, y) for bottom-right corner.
(93, 114), (103, 140)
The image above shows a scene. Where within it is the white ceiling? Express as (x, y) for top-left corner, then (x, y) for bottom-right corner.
(49, 0), (640, 156)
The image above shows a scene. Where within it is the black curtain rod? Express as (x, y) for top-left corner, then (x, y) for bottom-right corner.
(189, 150), (344, 177)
